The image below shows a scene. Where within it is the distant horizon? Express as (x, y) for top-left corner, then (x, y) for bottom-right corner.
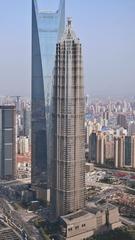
(0, 94), (135, 101)
(0, 0), (135, 97)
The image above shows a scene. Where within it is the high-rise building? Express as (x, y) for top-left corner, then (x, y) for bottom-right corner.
(0, 106), (16, 179)
(124, 136), (135, 167)
(114, 137), (119, 168)
(96, 132), (106, 165)
(105, 140), (114, 165)
(23, 107), (31, 137)
(114, 135), (135, 169)
(100, 133), (106, 165)
(17, 136), (29, 155)
(128, 121), (135, 136)
(31, 0), (65, 185)
(131, 136), (135, 168)
(89, 131), (106, 166)
(114, 135), (125, 168)
(51, 19), (85, 218)
(117, 114), (127, 129)
(125, 136), (132, 166)
(89, 132), (97, 163)
(103, 110), (110, 127)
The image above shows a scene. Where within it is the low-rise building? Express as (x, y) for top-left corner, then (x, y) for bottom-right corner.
(59, 204), (121, 239)
(85, 163), (94, 173)
(59, 209), (96, 240)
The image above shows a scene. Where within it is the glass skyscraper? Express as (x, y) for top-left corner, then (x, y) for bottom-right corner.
(31, 0), (65, 186)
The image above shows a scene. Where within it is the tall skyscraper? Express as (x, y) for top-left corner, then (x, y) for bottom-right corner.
(100, 133), (106, 165)
(51, 19), (85, 218)
(114, 137), (119, 168)
(125, 136), (133, 167)
(0, 106), (16, 179)
(31, 0), (65, 185)
(89, 132), (97, 163)
(23, 107), (31, 137)
(96, 133), (101, 165)
(131, 136), (135, 168)
(96, 132), (106, 165)
(114, 135), (125, 168)
(125, 136), (132, 166)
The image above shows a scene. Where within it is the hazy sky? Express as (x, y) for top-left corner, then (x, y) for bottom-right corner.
(0, 0), (135, 97)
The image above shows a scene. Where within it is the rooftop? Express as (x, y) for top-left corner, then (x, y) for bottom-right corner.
(85, 203), (117, 215)
(0, 105), (15, 110)
(61, 209), (95, 224)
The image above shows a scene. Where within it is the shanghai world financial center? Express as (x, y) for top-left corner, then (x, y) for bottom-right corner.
(31, 0), (65, 186)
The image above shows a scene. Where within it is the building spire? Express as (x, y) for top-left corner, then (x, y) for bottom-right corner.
(67, 17), (72, 27)
(67, 17), (72, 33)
(67, 17), (72, 35)
(61, 18), (79, 43)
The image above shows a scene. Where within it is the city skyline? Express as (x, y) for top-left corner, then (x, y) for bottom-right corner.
(0, 1), (135, 239)
(0, 0), (135, 97)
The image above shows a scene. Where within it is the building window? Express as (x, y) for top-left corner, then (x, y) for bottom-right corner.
(82, 224), (86, 227)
